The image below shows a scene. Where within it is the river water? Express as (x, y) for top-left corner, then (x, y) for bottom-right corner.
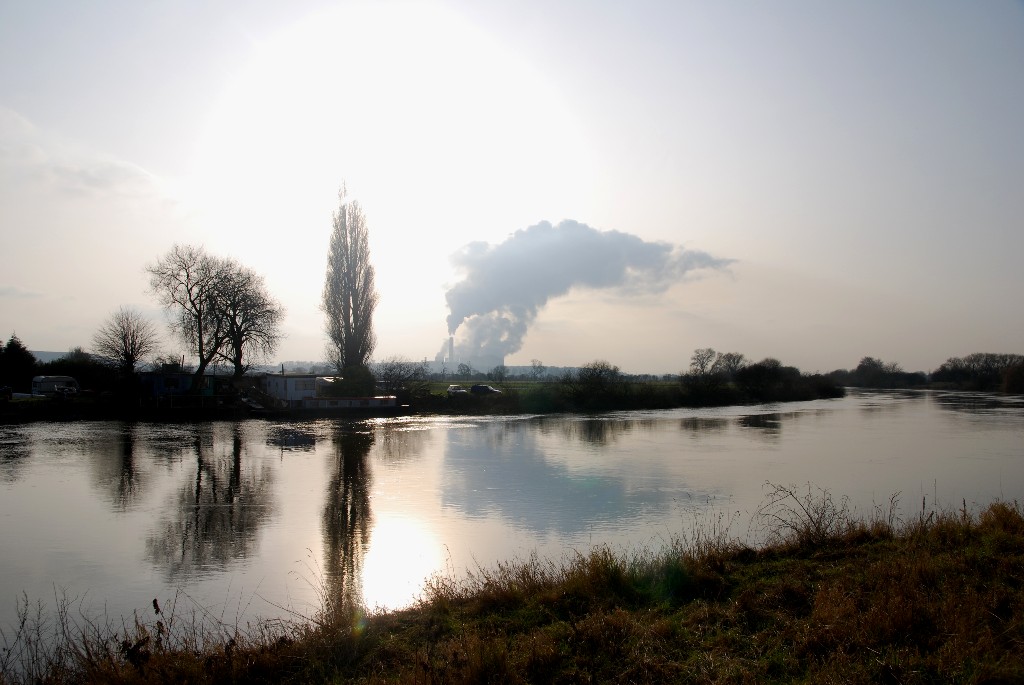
(1, 389), (1022, 634)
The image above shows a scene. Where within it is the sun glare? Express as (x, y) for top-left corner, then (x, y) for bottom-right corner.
(360, 513), (444, 610)
(186, 2), (595, 361)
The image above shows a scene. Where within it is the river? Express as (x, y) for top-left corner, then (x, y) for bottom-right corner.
(1, 389), (1021, 635)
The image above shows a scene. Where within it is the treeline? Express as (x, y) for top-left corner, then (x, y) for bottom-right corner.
(671, 349), (845, 408)
(930, 352), (1024, 392)
(416, 347), (1024, 416)
(825, 353), (1024, 393)
(407, 350), (845, 414)
(826, 357), (928, 389)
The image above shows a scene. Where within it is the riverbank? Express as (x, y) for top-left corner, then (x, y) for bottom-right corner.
(5, 491), (1021, 684)
(0, 375), (844, 423)
(0, 395), (409, 424)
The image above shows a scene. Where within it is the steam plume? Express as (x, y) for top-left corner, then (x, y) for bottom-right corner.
(442, 220), (731, 364)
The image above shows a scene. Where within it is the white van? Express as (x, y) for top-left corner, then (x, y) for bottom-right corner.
(31, 375), (79, 397)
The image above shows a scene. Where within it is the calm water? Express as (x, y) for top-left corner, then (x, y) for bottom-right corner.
(1, 389), (1022, 633)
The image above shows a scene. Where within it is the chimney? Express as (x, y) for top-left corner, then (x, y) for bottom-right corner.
(448, 336), (455, 363)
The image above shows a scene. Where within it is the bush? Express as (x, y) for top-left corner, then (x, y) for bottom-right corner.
(324, 365), (376, 396)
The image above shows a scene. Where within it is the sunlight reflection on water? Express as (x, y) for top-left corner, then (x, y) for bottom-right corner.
(1, 389), (1022, 631)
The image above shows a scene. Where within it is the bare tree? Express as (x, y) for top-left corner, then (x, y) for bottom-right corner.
(373, 355), (430, 400)
(147, 244), (232, 389)
(215, 262), (285, 379)
(92, 306), (160, 375)
(322, 183), (378, 373)
(530, 358), (546, 381)
(713, 351), (747, 378)
(562, 359), (622, 401)
(684, 347), (727, 393)
(148, 245), (285, 385)
(688, 348), (718, 376)
(488, 365), (508, 383)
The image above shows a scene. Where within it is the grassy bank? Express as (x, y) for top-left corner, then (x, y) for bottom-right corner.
(4, 486), (1021, 684)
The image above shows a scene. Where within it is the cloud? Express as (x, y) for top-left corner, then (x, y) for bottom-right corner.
(442, 219), (732, 363)
(0, 105), (160, 198)
(50, 158), (160, 197)
(0, 285), (42, 299)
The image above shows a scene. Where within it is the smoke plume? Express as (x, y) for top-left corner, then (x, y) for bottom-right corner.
(441, 220), (731, 366)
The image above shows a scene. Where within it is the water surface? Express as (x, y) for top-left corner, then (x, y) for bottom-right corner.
(1, 389), (1021, 632)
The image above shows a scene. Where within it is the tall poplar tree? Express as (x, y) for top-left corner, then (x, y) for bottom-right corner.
(322, 184), (378, 377)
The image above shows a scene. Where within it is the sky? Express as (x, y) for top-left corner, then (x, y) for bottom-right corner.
(1, 0), (1022, 375)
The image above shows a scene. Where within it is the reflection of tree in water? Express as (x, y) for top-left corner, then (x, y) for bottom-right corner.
(322, 429), (374, 610)
(147, 423), (274, 578)
(679, 417), (729, 438)
(542, 416), (656, 445)
(0, 425), (30, 483)
(932, 391), (1021, 416)
(738, 413), (783, 440)
(373, 424), (431, 464)
(853, 390), (924, 417)
(86, 423), (146, 511)
(737, 411), (806, 442)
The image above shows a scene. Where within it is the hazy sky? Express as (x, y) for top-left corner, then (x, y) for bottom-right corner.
(2, 0), (1022, 374)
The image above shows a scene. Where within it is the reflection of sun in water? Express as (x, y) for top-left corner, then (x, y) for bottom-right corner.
(186, 3), (595, 358)
(361, 513), (443, 611)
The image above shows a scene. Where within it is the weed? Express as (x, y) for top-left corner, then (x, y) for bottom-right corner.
(753, 481), (856, 548)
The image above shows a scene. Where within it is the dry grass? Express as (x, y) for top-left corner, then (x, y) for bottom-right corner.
(3, 487), (1023, 684)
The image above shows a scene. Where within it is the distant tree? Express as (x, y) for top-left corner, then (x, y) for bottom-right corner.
(579, 359), (621, 386)
(0, 334), (37, 392)
(713, 351), (747, 378)
(39, 347), (115, 393)
(456, 362), (474, 378)
(932, 352), (1024, 391)
(735, 357), (786, 400)
(322, 183), (378, 374)
(92, 306), (160, 377)
(488, 365), (508, 383)
(215, 263), (285, 379)
(62, 346), (93, 365)
(150, 353), (189, 373)
(689, 348), (717, 376)
(1002, 363), (1024, 394)
(147, 244), (232, 389)
(853, 357), (884, 387)
(530, 359), (546, 381)
(373, 356), (430, 401)
(685, 347), (735, 394)
(847, 356), (921, 388)
(562, 359), (623, 405)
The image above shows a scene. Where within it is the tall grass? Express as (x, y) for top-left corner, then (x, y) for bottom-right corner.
(3, 486), (1022, 683)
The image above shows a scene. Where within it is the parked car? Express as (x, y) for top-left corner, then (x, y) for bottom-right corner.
(447, 384), (469, 396)
(470, 384), (502, 395)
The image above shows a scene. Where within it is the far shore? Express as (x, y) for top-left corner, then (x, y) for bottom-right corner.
(0, 375), (848, 424)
